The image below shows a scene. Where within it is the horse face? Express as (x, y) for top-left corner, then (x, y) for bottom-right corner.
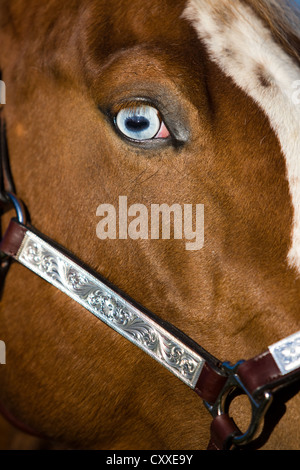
(0, 0), (299, 449)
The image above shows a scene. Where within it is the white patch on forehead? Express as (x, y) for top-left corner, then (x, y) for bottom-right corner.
(183, 0), (300, 272)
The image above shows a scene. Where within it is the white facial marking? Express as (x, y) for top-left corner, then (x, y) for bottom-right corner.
(184, 0), (300, 272)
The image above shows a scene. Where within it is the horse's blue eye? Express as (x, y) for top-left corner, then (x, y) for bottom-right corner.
(116, 105), (161, 140)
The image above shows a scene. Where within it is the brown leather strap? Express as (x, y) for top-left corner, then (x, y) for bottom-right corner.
(0, 218), (27, 257)
(237, 351), (282, 395)
(237, 350), (300, 396)
(194, 362), (227, 404)
(207, 414), (241, 450)
(0, 113), (15, 199)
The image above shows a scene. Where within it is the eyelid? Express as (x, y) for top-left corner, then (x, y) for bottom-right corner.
(112, 99), (156, 114)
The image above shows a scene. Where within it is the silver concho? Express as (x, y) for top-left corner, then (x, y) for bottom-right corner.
(16, 231), (204, 388)
(269, 331), (300, 375)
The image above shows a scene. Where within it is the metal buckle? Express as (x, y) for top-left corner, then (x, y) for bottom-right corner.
(204, 361), (273, 447)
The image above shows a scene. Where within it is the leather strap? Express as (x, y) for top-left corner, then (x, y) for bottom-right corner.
(238, 349), (300, 396)
(194, 362), (228, 404)
(237, 351), (281, 395)
(0, 218), (27, 257)
(207, 414), (241, 450)
(0, 113), (15, 201)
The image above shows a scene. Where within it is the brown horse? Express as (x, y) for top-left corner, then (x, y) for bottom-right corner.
(0, 0), (300, 450)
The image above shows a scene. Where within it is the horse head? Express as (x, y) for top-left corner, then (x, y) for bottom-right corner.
(0, 0), (299, 450)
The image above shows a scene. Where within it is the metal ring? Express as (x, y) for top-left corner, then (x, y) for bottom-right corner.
(6, 192), (26, 224)
(204, 361), (274, 447)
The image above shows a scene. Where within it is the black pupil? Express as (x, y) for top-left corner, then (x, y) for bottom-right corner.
(125, 116), (150, 132)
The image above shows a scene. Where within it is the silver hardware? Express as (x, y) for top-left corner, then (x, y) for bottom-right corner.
(15, 230), (204, 388)
(269, 331), (300, 375)
(204, 361), (273, 447)
(7, 192), (26, 224)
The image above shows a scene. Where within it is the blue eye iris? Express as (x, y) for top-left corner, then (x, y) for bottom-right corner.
(116, 105), (161, 140)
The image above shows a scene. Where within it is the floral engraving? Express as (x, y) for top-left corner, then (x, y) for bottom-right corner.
(17, 232), (204, 387)
(269, 332), (300, 374)
(272, 337), (300, 373)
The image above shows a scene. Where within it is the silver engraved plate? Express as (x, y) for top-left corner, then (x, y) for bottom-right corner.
(16, 230), (204, 388)
(269, 331), (300, 375)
